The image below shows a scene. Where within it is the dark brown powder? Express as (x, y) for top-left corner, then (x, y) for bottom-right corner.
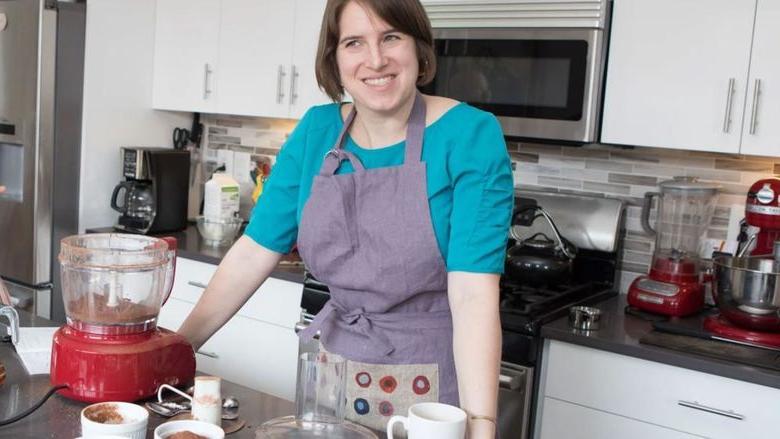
(166, 432), (208, 439)
(84, 403), (124, 424)
(67, 294), (158, 324)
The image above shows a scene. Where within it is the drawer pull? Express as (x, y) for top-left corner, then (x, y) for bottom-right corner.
(678, 400), (744, 420)
(187, 281), (208, 289)
(196, 350), (219, 359)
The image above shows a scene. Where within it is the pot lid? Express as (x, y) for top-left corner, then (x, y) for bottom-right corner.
(659, 177), (720, 194)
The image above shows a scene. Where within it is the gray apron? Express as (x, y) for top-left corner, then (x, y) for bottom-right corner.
(297, 93), (457, 431)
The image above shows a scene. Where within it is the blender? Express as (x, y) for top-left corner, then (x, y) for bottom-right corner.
(51, 234), (195, 403)
(628, 178), (720, 316)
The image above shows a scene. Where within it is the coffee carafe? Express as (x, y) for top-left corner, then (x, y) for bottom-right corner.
(111, 147), (190, 234)
(111, 180), (156, 234)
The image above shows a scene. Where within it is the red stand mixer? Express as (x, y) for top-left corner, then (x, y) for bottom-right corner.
(628, 178), (720, 316)
(705, 178), (780, 349)
(50, 234), (195, 402)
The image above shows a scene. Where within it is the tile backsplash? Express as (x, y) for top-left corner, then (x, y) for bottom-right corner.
(202, 113), (780, 293)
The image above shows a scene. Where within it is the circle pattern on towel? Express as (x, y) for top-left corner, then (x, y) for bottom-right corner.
(355, 371), (372, 388)
(354, 398), (370, 415)
(412, 375), (431, 395)
(378, 401), (394, 416)
(379, 375), (397, 393)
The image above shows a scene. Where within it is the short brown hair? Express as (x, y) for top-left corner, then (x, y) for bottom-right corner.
(315, 0), (437, 102)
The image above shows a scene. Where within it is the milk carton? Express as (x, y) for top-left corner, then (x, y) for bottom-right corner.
(203, 173), (240, 220)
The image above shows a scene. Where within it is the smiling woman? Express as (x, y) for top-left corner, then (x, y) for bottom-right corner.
(176, 1), (512, 438)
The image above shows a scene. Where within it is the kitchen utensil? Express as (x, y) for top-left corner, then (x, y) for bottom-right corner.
(568, 306), (601, 331)
(386, 402), (466, 439)
(196, 215), (243, 246)
(173, 127), (190, 150)
(80, 402), (149, 439)
(628, 177), (720, 316)
(505, 206), (576, 286)
(712, 255), (780, 332)
(145, 396), (240, 420)
(154, 420), (225, 439)
(51, 234), (195, 403)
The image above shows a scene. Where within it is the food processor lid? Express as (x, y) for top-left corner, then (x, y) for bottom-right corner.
(659, 177), (720, 194)
(59, 233), (170, 270)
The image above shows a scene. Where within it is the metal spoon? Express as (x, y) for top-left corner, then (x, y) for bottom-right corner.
(145, 396), (240, 419)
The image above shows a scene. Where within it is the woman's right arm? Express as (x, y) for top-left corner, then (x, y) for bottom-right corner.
(177, 236), (283, 351)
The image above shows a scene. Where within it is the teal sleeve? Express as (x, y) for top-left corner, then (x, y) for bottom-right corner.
(446, 112), (514, 273)
(244, 108), (313, 254)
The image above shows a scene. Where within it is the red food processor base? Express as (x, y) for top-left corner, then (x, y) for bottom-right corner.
(704, 315), (780, 349)
(50, 325), (195, 403)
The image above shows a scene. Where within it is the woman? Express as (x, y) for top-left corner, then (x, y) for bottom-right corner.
(178, 0), (513, 437)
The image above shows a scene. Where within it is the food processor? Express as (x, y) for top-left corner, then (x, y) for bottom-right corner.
(50, 234), (195, 402)
(628, 178), (720, 316)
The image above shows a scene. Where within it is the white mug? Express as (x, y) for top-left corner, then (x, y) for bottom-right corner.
(158, 376), (222, 426)
(386, 402), (466, 439)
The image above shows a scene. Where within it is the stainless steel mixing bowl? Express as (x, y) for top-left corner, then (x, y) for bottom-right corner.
(712, 255), (780, 331)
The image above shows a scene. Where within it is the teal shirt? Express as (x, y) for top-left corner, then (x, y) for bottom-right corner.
(245, 102), (514, 273)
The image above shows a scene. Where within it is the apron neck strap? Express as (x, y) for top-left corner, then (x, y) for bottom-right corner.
(322, 92), (427, 175)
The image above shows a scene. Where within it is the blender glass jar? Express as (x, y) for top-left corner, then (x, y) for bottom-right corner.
(59, 233), (175, 334)
(642, 177), (720, 281)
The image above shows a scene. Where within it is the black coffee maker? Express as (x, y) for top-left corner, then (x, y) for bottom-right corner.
(111, 147), (190, 234)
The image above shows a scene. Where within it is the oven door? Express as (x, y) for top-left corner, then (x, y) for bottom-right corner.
(424, 28), (606, 144)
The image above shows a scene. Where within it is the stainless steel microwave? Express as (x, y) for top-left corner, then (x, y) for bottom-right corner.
(422, 26), (609, 144)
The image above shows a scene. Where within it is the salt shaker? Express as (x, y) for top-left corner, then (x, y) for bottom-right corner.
(192, 376), (222, 427)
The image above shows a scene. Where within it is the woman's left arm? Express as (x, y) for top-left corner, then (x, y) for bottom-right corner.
(449, 271), (501, 439)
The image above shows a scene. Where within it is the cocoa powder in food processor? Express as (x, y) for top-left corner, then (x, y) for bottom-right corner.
(68, 294), (158, 324)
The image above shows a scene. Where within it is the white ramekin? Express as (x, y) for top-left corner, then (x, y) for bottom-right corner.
(80, 401), (149, 439)
(154, 420), (225, 439)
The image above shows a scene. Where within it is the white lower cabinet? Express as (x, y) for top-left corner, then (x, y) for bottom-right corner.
(539, 397), (702, 439)
(157, 257), (303, 401)
(536, 340), (780, 439)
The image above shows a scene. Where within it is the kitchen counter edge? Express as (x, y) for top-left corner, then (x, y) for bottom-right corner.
(541, 295), (780, 391)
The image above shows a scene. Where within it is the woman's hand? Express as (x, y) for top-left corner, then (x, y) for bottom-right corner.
(448, 271), (501, 439)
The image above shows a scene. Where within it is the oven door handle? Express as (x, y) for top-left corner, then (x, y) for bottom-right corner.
(295, 318), (320, 340)
(499, 369), (525, 390)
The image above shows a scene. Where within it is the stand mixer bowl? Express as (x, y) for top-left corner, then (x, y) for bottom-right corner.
(712, 255), (780, 332)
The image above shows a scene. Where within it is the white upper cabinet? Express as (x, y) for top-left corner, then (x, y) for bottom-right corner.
(601, 0), (755, 154)
(289, 0), (330, 119)
(740, 0), (780, 156)
(217, 0), (295, 118)
(152, 0), (221, 113)
(153, 0), (331, 118)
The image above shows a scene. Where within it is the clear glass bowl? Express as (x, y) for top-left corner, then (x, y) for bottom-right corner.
(196, 216), (243, 246)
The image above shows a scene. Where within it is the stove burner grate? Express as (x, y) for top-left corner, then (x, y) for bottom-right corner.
(500, 280), (605, 317)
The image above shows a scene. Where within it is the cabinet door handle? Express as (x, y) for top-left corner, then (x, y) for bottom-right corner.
(289, 64), (299, 105)
(749, 78), (762, 135)
(722, 78), (735, 133)
(678, 400), (744, 420)
(196, 350), (219, 359)
(187, 281), (208, 289)
(203, 63), (213, 100)
(276, 65), (287, 104)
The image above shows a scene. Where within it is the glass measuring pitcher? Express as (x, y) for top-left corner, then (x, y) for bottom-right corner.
(59, 234), (176, 334)
(641, 177), (720, 281)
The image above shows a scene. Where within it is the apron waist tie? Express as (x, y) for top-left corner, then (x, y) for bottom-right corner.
(298, 302), (396, 356)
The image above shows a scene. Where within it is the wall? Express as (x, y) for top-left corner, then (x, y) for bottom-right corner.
(79, 0), (190, 231)
(199, 115), (780, 293)
(508, 142), (780, 293)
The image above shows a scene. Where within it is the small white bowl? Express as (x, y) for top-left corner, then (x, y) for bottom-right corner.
(80, 402), (149, 439)
(154, 420), (225, 439)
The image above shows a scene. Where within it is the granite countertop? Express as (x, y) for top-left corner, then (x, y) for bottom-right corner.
(86, 224), (305, 284)
(0, 311), (391, 439)
(541, 295), (780, 390)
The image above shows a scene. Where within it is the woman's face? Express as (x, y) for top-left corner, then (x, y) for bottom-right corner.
(335, 1), (419, 115)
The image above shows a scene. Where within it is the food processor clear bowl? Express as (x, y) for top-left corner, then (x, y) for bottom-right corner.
(59, 233), (174, 334)
(256, 416), (378, 438)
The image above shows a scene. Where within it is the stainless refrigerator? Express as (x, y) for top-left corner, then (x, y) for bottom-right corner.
(0, 0), (85, 321)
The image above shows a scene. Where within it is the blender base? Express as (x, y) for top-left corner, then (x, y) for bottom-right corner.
(50, 325), (195, 403)
(627, 275), (704, 317)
